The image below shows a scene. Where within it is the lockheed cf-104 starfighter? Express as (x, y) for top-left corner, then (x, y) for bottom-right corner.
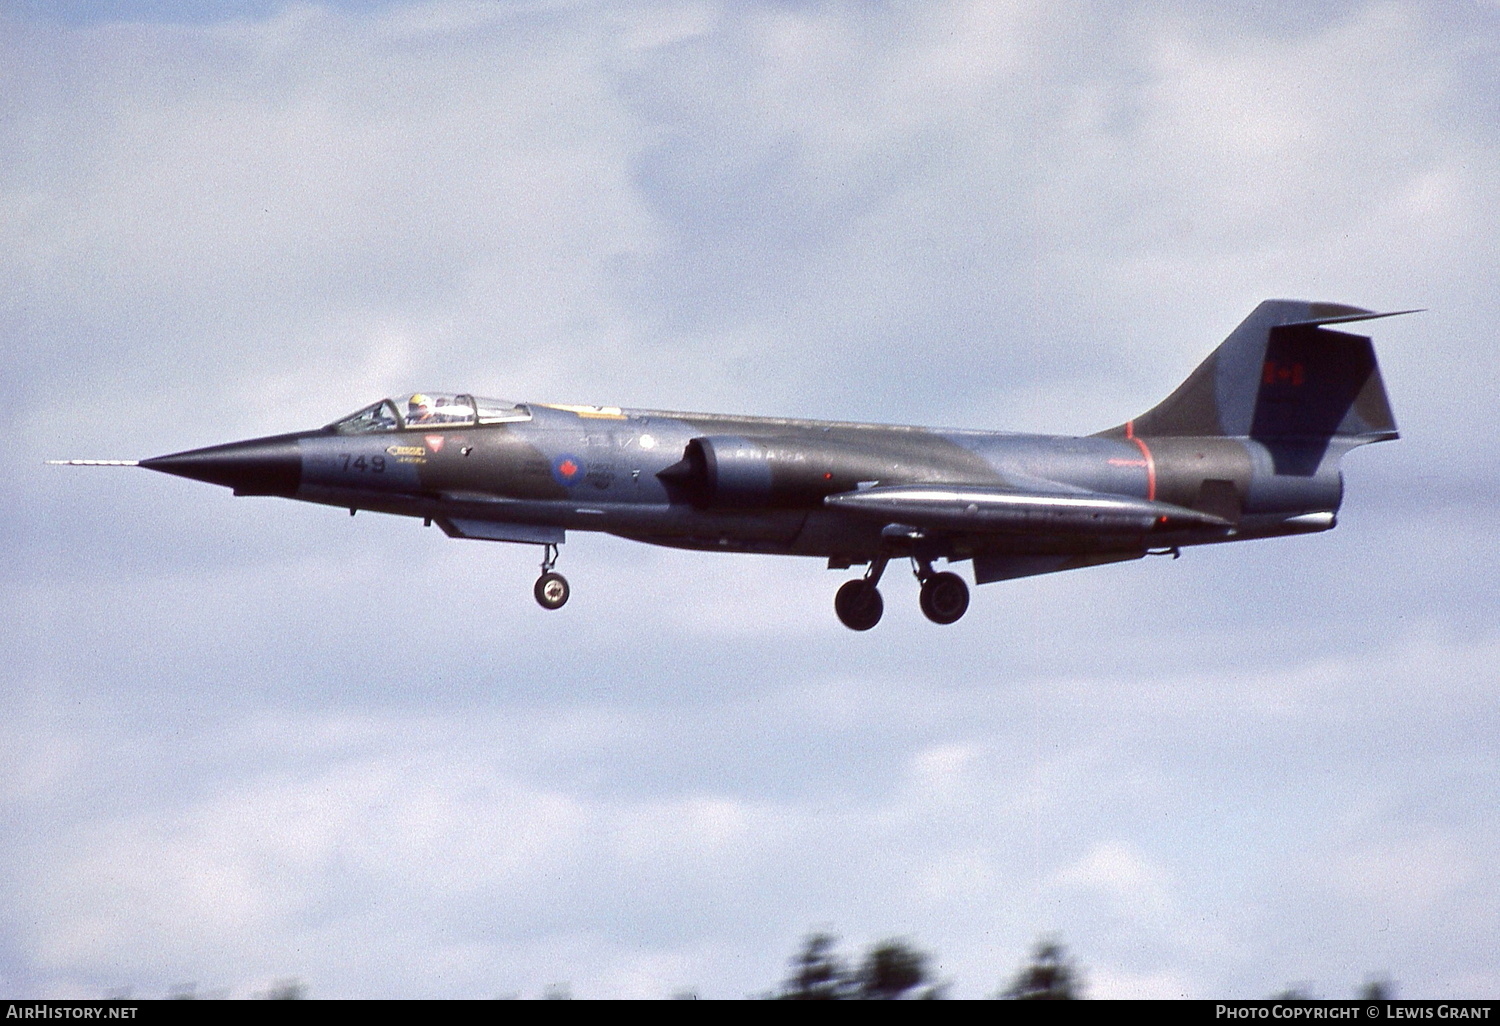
(55, 300), (1406, 630)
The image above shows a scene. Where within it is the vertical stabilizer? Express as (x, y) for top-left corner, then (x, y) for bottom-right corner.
(1102, 300), (1406, 445)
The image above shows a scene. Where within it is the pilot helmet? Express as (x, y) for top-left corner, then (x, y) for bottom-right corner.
(408, 393), (431, 414)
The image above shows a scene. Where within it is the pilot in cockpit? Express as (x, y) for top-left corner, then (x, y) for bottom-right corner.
(407, 393), (432, 424)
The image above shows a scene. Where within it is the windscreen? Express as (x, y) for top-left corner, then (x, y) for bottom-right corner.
(330, 400), (400, 434)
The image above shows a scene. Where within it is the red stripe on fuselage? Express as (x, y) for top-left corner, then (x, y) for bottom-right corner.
(1124, 420), (1157, 501)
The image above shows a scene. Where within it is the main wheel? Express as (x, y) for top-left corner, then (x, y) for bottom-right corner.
(835, 579), (884, 631)
(919, 571), (969, 624)
(534, 571), (570, 610)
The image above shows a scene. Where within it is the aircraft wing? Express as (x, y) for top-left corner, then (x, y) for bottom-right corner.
(823, 483), (1230, 534)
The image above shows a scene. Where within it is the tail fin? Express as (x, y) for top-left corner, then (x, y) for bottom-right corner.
(1104, 300), (1409, 448)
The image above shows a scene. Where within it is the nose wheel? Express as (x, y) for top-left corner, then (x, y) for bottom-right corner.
(534, 572), (569, 609)
(533, 544), (569, 610)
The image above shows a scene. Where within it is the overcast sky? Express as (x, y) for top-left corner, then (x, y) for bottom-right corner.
(4, 0), (1499, 999)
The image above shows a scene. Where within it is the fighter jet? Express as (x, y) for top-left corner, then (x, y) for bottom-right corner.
(54, 300), (1406, 630)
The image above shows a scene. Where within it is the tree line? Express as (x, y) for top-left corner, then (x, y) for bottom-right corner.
(766, 932), (1395, 1001)
(134, 933), (1397, 999)
(771, 933), (1080, 1000)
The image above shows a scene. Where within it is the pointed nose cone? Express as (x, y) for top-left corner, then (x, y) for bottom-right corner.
(141, 434), (302, 496)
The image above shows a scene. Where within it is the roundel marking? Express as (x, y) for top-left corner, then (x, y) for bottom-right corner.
(553, 454), (584, 486)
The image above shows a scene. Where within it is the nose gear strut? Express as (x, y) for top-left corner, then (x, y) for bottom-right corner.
(533, 543), (569, 610)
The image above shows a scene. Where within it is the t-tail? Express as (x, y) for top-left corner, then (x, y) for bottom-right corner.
(1092, 300), (1412, 542)
(1102, 300), (1409, 469)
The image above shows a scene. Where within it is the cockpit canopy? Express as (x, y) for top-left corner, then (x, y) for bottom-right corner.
(329, 393), (531, 434)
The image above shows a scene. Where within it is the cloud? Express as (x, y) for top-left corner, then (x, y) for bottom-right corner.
(1052, 842), (1175, 920)
(9, 0), (1488, 438)
(7, 622), (1500, 996)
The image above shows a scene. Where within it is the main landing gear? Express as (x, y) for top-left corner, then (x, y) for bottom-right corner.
(919, 571), (969, 625)
(835, 578), (885, 631)
(533, 543), (569, 610)
(835, 552), (889, 630)
(833, 554), (970, 631)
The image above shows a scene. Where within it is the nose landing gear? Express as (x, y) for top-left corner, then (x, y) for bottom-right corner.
(533, 543), (569, 610)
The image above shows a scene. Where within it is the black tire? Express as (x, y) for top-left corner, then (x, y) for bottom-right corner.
(834, 579), (884, 631)
(919, 571), (969, 624)
(534, 571), (570, 610)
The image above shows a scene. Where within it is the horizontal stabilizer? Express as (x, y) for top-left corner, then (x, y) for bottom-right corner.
(1279, 306), (1424, 328)
(824, 484), (1229, 534)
